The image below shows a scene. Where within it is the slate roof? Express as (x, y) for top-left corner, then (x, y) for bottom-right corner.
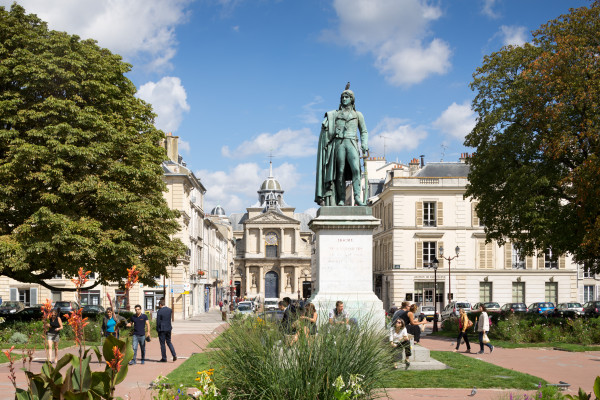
(413, 162), (470, 178)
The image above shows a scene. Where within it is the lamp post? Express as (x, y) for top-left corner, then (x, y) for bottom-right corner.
(432, 257), (439, 333)
(439, 245), (460, 304)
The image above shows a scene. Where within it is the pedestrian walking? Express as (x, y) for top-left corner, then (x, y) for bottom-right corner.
(126, 304), (150, 365)
(454, 308), (472, 353)
(477, 305), (494, 354)
(45, 308), (63, 364)
(219, 300), (223, 311)
(156, 299), (177, 362)
(101, 307), (125, 338)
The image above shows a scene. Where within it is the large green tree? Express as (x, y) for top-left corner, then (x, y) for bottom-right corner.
(0, 4), (186, 290)
(465, 2), (600, 272)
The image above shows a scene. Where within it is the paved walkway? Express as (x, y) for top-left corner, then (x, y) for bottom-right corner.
(1, 316), (599, 399)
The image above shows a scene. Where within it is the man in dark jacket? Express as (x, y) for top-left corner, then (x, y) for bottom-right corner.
(156, 300), (177, 362)
(280, 297), (297, 334)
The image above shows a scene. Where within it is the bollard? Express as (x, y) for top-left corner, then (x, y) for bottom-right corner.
(222, 311), (227, 321)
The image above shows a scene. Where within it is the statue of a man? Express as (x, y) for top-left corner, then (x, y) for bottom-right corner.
(315, 83), (368, 206)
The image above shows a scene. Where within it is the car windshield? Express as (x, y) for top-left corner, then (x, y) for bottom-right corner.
(513, 304), (525, 308)
(456, 303), (471, 309)
(568, 303), (582, 308)
(421, 307), (434, 311)
(238, 305), (251, 311)
(0, 302), (20, 309)
(484, 302), (500, 308)
(54, 302), (72, 308)
(541, 303), (554, 307)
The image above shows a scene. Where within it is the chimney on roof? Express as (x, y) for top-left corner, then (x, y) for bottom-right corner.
(163, 133), (179, 163)
(459, 153), (472, 163)
(409, 157), (420, 176)
(420, 155), (425, 167)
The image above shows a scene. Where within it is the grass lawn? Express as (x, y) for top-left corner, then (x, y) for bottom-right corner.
(165, 350), (544, 392)
(166, 352), (217, 387)
(0, 341), (103, 363)
(379, 351), (545, 390)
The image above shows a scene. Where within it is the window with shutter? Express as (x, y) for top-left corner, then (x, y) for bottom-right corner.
(471, 202), (480, 227)
(423, 202), (436, 227)
(504, 244), (512, 269)
(29, 288), (38, 306)
(436, 202), (443, 226)
(526, 256), (533, 269)
(544, 249), (558, 269)
(423, 241), (437, 268)
(416, 242), (423, 269)
(559, 255), (565, 269)
(511, 244), (525, 269)
(416, 202), (423, 227)
(478, 240), (494, 269)
(512, 282), (526, 302)
(10, 288), (18, 301)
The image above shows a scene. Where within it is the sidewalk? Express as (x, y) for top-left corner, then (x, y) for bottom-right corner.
(1, 316), (598, 399)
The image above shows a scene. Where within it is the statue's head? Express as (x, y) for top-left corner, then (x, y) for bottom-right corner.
(338, 82), (356, 110)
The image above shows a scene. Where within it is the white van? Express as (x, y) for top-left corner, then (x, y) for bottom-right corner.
(264, 298), (279, 311)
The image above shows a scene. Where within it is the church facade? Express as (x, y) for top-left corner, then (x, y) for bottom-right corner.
(228, 164), (313, 302)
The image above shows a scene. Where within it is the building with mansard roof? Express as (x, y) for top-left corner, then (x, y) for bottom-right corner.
(364, 154), (596, 313)
(228, 163), (313, 302)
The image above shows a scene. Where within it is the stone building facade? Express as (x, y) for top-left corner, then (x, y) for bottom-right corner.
(228, 164), (313, 302)
(366, 155), (590, 312)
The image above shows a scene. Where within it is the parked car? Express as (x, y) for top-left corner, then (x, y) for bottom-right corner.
(440, 301), (472, 321)
(82, 304), (105, 317)
(582, 301), (600, 318)
(553, 302), (584, 318)
(419, 306), (436, 321)
(234, 302), (255, 316)
(528, 302), (555, 315)
(472, 302), (501, 312)
(258, 310), (284, 323)
(0, 301), (25, 315)
(264, 298), (279, 311)
(53, 301), (80, 313)
(6, 306), (44, 321)
(499, 303), (528, 314)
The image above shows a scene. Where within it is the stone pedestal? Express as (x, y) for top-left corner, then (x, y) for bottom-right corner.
(308, 206), (385, 329)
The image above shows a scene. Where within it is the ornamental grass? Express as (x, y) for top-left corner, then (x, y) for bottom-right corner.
(212, 314), (393, 400)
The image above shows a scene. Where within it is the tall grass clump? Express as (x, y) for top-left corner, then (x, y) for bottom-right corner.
(213, 314), (393, 399)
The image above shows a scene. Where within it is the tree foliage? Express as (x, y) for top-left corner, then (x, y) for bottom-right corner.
(0, 4), (186, 289)
(465, 2), (600, 272)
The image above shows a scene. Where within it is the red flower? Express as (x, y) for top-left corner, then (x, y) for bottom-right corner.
(125, 266), (139, 290)
(106, 346), (124, 373)
(71, 268), (91, 288)
(64, 309), (89, 345)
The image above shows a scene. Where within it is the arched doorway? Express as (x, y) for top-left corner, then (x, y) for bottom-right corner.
(264, 271), (279, 299)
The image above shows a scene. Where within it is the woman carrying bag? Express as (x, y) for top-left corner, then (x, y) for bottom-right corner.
(454, 308), (472, 353)
(477, 305), (495, 354)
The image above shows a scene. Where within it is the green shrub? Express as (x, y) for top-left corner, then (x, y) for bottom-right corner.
(213, 315), (393, 399)
(9, 332), (29, 344)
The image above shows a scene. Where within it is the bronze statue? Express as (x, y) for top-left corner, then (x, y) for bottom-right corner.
(315, 83), (369, 206)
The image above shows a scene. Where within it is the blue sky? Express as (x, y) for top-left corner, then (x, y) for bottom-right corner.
(2, 0), (589, 216)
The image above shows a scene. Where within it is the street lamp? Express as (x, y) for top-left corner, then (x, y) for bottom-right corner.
(439, 245), (460, 304)
(432, 257), (439, 333)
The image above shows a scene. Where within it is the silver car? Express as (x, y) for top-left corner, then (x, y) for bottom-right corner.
(554, 302), (584, 317)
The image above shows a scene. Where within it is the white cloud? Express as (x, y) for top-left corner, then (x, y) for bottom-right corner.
(300, 96), (325, 124)
(0, 0), (191, 71)
(325, 0), (451, 86)
(178, 139), (191, 154)
(432, 101), (476, 141)
(499, 25), (528, 47)
(198, 162), (302, 214)
(369, 117), (428, 155)
(137, 77), (190, 133)
(221, 128), (317, 158)
(481, 0), (499, 19)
